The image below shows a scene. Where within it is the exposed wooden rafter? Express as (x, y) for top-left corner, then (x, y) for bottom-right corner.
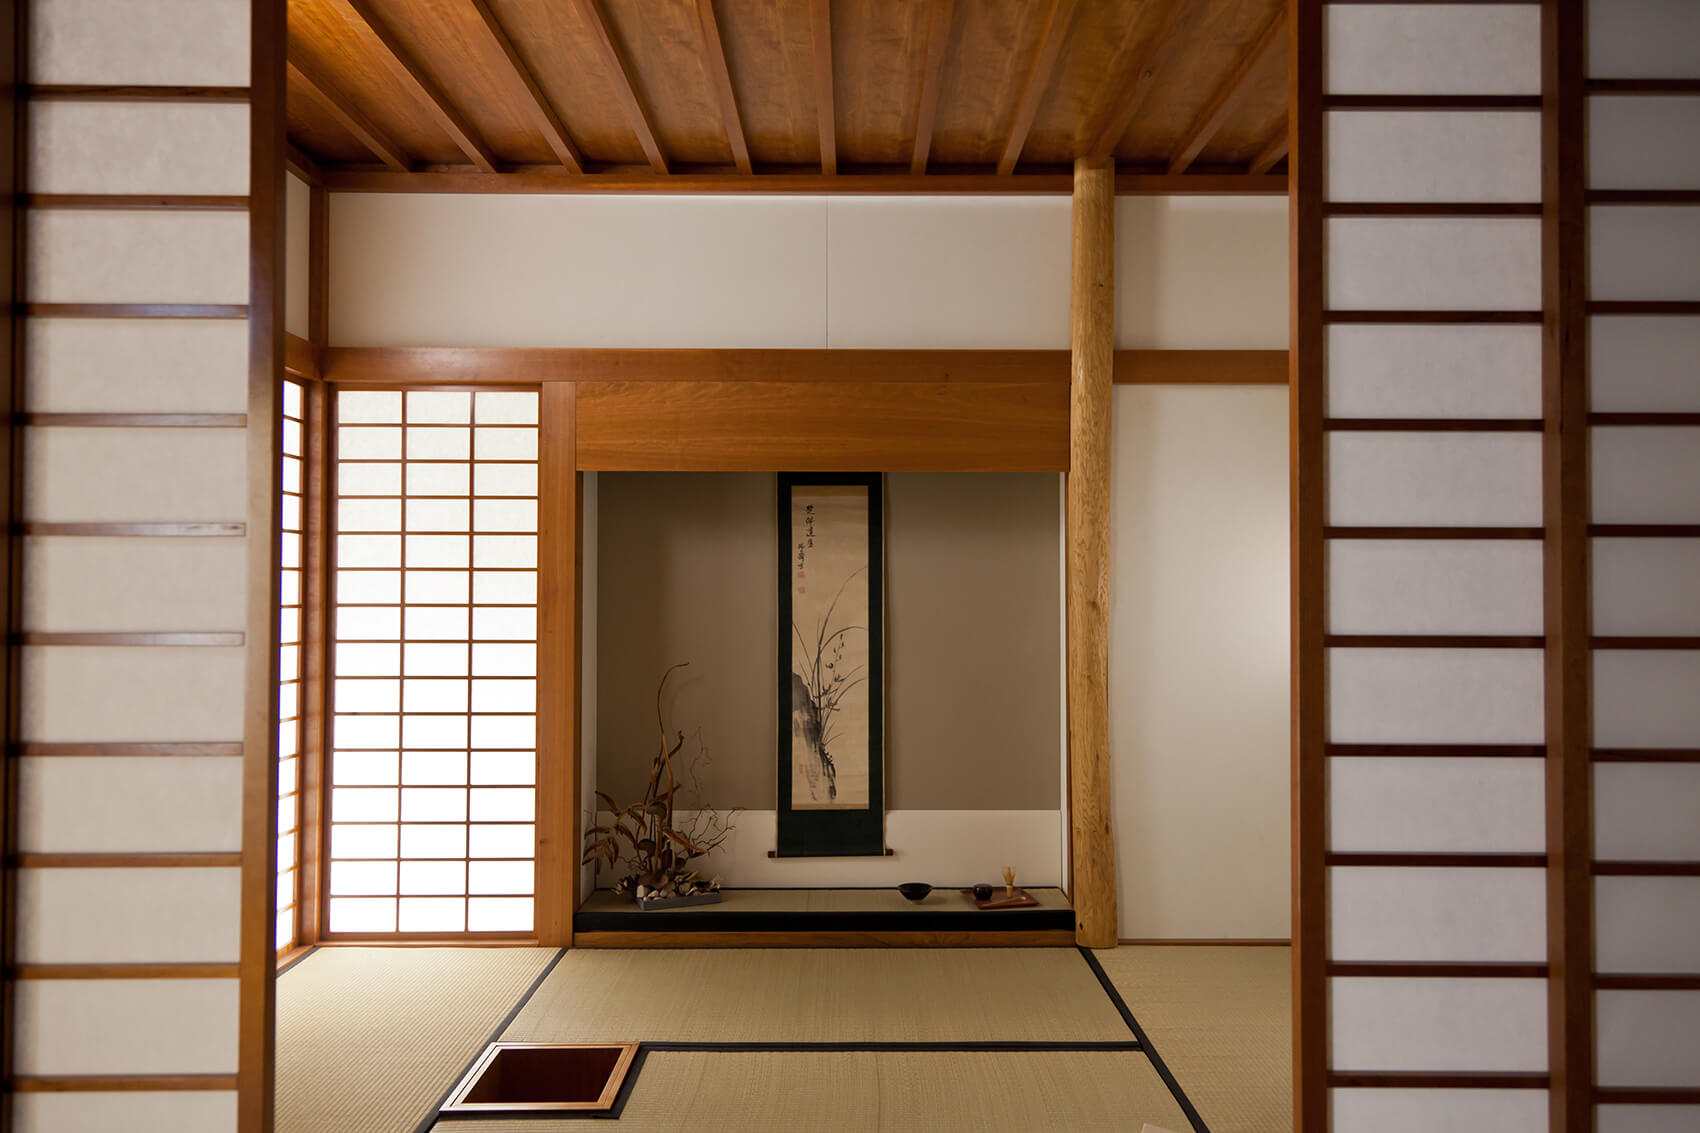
(466, 0), (584, 173)
(339, 0), (498, 171)
(810, 0), (836, 175)
(1088, 0), (1187, 163)
(1247, 127), (1289, 175)
(286, 142), (326, 186)
(909, 0), (955, 175)
(1168, 11), (1284, 175)
(574, 0), (667, 173)
(997, 0), (1080, 175)
(287, 58), (410, 172)
(694, 0), (751, 174)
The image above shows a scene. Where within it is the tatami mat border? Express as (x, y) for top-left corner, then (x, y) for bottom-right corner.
(1078, 947), (1211, 1133)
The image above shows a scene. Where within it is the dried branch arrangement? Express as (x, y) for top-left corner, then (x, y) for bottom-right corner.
(582, 663), (742, 903)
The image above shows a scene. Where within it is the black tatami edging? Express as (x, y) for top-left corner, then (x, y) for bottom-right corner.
(275, 944), (318, 978)
(1078, 945), (1212, 1133)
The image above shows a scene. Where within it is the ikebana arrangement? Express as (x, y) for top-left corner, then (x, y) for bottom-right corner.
(582, 663), (741, 909)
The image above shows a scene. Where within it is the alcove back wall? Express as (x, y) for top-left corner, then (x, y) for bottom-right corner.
(595, 471), (1062, 814)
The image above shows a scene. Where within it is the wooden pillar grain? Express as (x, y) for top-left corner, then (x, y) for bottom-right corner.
(1067, 157), (1118, 949)
(535, 382), (580, 946)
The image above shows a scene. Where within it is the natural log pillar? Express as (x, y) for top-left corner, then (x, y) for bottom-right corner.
(1067, 157), (1118, 949)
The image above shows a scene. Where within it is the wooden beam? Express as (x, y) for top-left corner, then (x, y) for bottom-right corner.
(284, 332), (319, 380)
(998, 0), (1079, 175)
(318, 169), (1288, 195)
(287, 58), (409, 172)
(1066, 157), (1117, 950)
(339, 0), (498, 172)
(694, 0), (750, 174)
(286, 142), (325, 186)
(1168, 11), (1285, 175)
(574, 0), (666, 174)
(909, 0), (955, 175)
(1248, 126), (1289, 175)
(1088, 0), (1187, 163)
(810, 0), (836, 174)
(466, 0), (583, 173)
(535, 383), (578, 946)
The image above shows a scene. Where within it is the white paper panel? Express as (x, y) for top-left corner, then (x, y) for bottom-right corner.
(25, 318), (248, 414)
(1591, 317), (1700, 413)
(27, 210), (248, 304)
(1329, 540), (1543, 635)
(1327, 218), (1542, 311)
(1330, 977), (1548, 1071)
(14, 867), (240, 964)
(1332, 1089), (1547, 1133)
(1327, 111), (1540, 202)
(1594, 539), (1700, 636)
(1329, 648), (1545, 744)
(1595, 877), (1700, 973)
(1592, 427), (1700, 523)
(23, 428), (246, 523)
(19, 646), (245, 742)
(1591, 207), (1700, 302)
(30, 0), (249, 85)
(1598, 1106), (1700, 1133)
(1588, 0), (1700, 79)
(22, 537), (245, 632)
(1598, 991), (1700, 1087)
(1590, 98), (1700, 191)
(28, 101), (248, 195)
(16, 756), (242, 853)
(1595, 763), (1700, 861)
(14, 1091), (237, 1133)
(1595, 651), (1700, 748)
(1325, 4), (1540, 94)
(12, 979), (239, 1075)
(1329, 757), (1545, 853)
(1326, 324), (1542, 419)
(1330, 867), (1546, 962)
(1327, 433), (1543, 527)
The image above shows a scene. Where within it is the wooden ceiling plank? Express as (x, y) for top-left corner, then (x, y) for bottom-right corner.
(909, 0), (956, 175)
(465, 0), (584, 173)
(695, 0), (751, 174)
(287, 141), (326, 186)
(287, 58), (411, 173)
(1088, 0), (1188, 164)
(574, 0), (669, 174)
(810, 0), (836, 175)
(1247, 125), (1289, 174)
(339, 0), (499, 172)
(996, 0), (1081, 176)
(1167, 11), (1285, 175)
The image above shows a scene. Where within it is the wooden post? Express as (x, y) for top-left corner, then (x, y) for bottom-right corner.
(1067, 156), (1118, 949)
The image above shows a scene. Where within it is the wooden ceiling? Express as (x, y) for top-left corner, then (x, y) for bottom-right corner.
(286, 0), (1290, 192)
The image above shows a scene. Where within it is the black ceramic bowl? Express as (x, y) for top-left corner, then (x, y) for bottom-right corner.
(897, 882), (933, 902)
(972, 883), (993, 901)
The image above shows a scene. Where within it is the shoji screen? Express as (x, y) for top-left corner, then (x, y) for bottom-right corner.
(1586, 3), (1700, 1130)
(8, 1), (271, 1130)
(279, 378), (306, 951)
(1297, 3), (1552, 1130)
(327, 389), (541, 938)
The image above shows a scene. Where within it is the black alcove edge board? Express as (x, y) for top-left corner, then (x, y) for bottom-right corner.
(274, 945), (317, 978)
(571, 906), (1077, 933)
(1077, 946), (1212, 1133)
(636, 1040), (1144, 1052)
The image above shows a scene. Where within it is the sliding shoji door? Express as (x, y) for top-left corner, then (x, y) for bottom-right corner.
(1294, 2), (1556, 1130)
(1585, 2), (1700, 1130)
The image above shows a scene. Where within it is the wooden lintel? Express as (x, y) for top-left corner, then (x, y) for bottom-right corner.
(285, 332), (319, 381)
(998, 0), (1080, 175)
(1168, 11), (1286, 174)
(317, 170), (1288, 195)
(695, 0), (751, 174)
(576, 0), (667, 174)
(467, 0), (584, 173)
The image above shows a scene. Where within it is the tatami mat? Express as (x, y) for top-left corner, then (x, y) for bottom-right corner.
(276, 946), (559, 1133)
(502, 948), (1131, 1043)
(1097, 945), (1293, 1133)
(432, 1049), (1192, 1133)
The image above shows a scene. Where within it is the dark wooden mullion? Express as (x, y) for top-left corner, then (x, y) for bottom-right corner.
(1326, 635), (1545, 648)
(1327, 853), (1548, 868)
(1324, 418), (1544, 432)
(1325, 526), (1546, 540)
(1326, 743), (1548, 758)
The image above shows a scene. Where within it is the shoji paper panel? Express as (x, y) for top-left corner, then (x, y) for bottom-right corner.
(1329, 757), (1545, 853)
(1592, 427), (1700, 524)
(23, 427), (247, 522)
(1329, 540), (1543, 635)
(1593, 540), (1700, 636)
(16, 756), (243, 852)
(13, 1092), (237, 1133)
(14, 867), (242, 963)
(1330, 977), (1548, 1071)
(26, 210), (247, 304)
(1589, 98), (1700, 190)
(1326, 324), (1541, 419)
(1597, 991), (1700, 1087)
(12, 979), (240, 1075)
(1327, 218), (1542, 311)
(29, 0), (249, 85)
(28, 101), (248, 195)
(1327, 433), (1543, 527)
(25, 318), (248, 413)
(1329, 648), (1545, 744)
(1597, 1107), (1700, 1133)
(1590, 207), (1700, 302)
(18, 646), (246, 742)
(1595, 877), (1700, 973)
(1325, 4), (1541, 94)
(1332, 1089), (1547, 1133)
(1326, 112), (1540, 203)
(1594, 763), (1700, 862)
(1330, 867), (1546, 961)
(1587, 0), (1700, 79)
(1594, 651), (1700, 748)
(21, 536), (245, 631)
(1590, 317), (1700, 412)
